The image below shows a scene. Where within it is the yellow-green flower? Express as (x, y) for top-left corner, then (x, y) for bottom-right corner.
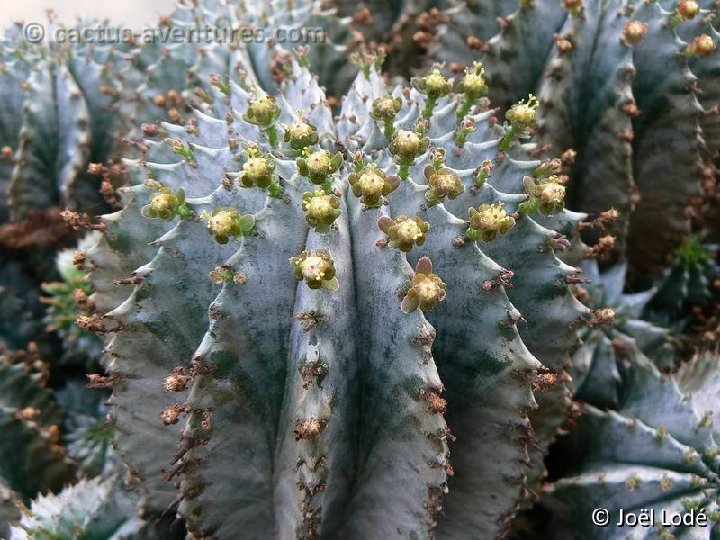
(297, 149), (343, 185)
(506, 94), (539, 132)
(412, 67), (453, 99)
(238, 150), (276, 189)
(244, 95), (281, 127)
(389, 130), (430, 162)
(378, 215), (429, 252)
(290, 250), (339, 291)
(523, 175), (566, 215)
(302, 190), (341, 232)
(202, 209), (255, 244)
(348, 164), (400, 208)
(424, 165), (465, 205)
(283, 120), (319, 150)
(401, 257), (446, 313)
(141, 187), (193, 221)
(467, 203), (516, 242)
(458, 62), (488, 100)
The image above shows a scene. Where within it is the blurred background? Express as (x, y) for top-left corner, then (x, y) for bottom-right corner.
(0, 0), (176, 29)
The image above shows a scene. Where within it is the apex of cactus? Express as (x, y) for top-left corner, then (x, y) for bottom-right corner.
(302, 190), (341, 232)
(401, 257), (446, 313)
(296, 149), (343, 186)
(202, 209), (255, 244)
(424, 165), (464, 205)
(467, 203), (516, 242)
(377, 214), (430, 252)
(290, 249), (339, 291)
(348, 163), (400, 208)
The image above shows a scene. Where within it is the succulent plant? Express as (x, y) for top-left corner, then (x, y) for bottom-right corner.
(645, 238), (719, 322)
(40, 241), (104, 367)
(540, 352), (720, 539)
(77, 50), (591, 538)
(425, 0), (720, 276)
(2, 0), (720, 538)
(571, 259), (676, 408)
(0, 352), (75, 535)
(10, 474), (183, 540)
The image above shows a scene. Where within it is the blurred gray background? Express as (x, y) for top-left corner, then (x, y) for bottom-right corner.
(1, 0), (177, 29)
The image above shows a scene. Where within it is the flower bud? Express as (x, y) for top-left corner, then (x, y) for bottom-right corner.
(371, 95), (402, 122)
(677, 0), (699, 21)
(686, 34), (716, 56)
(623, 20), (648, 46)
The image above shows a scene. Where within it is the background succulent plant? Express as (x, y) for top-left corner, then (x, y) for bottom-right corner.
(538, 352), (720, 539)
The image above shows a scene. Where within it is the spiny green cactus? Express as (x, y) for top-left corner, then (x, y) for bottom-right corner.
(0, 22), (130, 359)
(53, 380), (113, 478)
(41, 240), (103, 367)
(10, 474), (183, 540)
(645, 238), (719, 323)
(540, 352), (720, 538)
(80, 52), (590, 537)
